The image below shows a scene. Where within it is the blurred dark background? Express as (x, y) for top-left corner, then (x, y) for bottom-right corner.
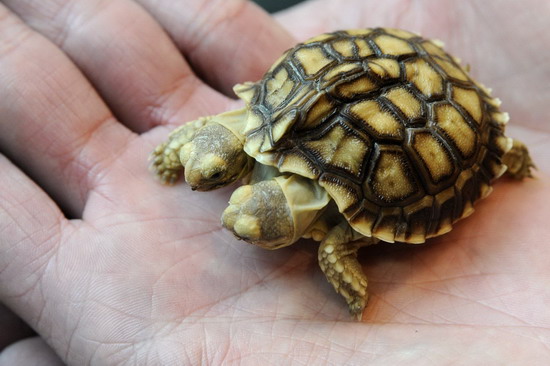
(252, 0), (306, 13)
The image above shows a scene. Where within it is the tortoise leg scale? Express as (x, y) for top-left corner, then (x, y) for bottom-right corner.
(318, 222), (376, 319)
(149, 118), (208, 184)
(502, 139), (536, 179)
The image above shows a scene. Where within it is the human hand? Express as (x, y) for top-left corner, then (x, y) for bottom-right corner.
(1, 0), (549, 365)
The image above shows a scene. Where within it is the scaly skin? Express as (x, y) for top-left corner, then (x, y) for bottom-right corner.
(149, 118), (208, 184)
(503, 139), (536, 179)
(318, 223), (376, 319)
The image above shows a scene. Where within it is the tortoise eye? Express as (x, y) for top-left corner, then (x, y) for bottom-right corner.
(209, 172), (222, 180)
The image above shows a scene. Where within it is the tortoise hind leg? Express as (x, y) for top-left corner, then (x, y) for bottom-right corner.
(318, 222), (376, 320)
(502, 139), (536, 179)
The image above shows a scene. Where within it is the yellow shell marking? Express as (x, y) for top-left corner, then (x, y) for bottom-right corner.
(354, 39), (374, 57)
(281, 87), (312, 113)
(332, 39), (356, 58)
(421, 41), (449, 59)
(265, 67), (294, 108)
(244, 131), (263, 156)
(243, 111), (264, 134)
(304, 125), (367, 175)
(272, 111), (297, 143)
(335, 76), (377, 98)
(434, 58), (468, 81)
(413, 132), (454, 182)
(345, 29), (374, 36)
(322, 63), (363, 84)
(453, 86), (483, 124)
(302, 94), (334, 130)
(349, 100), (403, 139)
(304, 125), (345, 162)
(371, 150), (416, 202)
(405, 58), (444, 97)
(233, 82), (256, 104)
(319, 180), (357, 212)
(369, 59), (401, 79)
(374, 35), (414, 56)
(278, 153), (317, 179)
(384, 88), (422, 119)
(435, 104), (477, 158)
(294, 46), (333, 76)
(329, 137), (369, 176)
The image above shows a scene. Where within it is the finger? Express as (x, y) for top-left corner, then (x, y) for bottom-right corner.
(0, 337), (64, 366)
(275, 0), (379, 40)
(134, 0), (296, 95)
(0, 4), (133, 215)
(1, 0), (228, 133)
(275, 0), (464, 40)
(0, 155), (65, 332)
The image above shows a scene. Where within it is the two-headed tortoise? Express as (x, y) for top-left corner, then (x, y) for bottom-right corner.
(150, 28), (534, 318)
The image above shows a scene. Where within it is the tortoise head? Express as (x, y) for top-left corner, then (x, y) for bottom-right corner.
(182, 122), (252, 191)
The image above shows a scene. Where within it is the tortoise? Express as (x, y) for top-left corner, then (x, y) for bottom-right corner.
(150, 28), (534, 318)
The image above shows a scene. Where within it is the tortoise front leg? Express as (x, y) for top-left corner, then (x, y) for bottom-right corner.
(318, 222), (375, 319)
(149, 118), (209, 184)
(502, 139), (536, 179)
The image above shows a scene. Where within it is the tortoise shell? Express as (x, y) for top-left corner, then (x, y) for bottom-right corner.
(235, 28), (512, 244)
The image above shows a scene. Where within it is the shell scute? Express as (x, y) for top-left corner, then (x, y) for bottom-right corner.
(293, 44), (336, 77)
(347, 100), (405, 141)
(366, 145), (420, 204)
(243, 27), (511, 243)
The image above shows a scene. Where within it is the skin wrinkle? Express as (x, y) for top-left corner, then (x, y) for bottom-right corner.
(1, 33), (132, 216)
(370, 295), (434, 324)
(380, 276), (538, 327)
(182, 0), (249, 55)
(0, 19), (34, 62)
(252, 324), (360, 363)
(44, 262), (84, 363)
(60, 116), (125, 211)
(5, 0), (219, 132)
(135, 0), (293, 94)
(179, 257), (293, 319)
(6, 0), (75, 46)
(1, 218), (62, 315)
(185, 0), (263, 88)
(146, 72), (201, 128)
(38, 1), (77, 50)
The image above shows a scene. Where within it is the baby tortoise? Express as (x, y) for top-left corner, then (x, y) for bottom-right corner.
(150, 28), (534, 319)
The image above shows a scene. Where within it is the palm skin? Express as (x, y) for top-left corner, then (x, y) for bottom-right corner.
(0, 0), (549, 364)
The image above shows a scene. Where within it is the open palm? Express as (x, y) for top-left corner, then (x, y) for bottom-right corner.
(1, 0), (549, 364)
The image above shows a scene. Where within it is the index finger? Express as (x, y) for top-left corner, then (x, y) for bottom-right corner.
(134, 0), (296, 95)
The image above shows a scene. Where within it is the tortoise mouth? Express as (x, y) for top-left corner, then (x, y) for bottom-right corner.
(190, 173), (240, 191)
(191, 183), (224, 192)
(246, 239), (292, 250)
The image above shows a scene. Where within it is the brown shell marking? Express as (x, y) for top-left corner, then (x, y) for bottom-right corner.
(243, 28), (511, 243)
